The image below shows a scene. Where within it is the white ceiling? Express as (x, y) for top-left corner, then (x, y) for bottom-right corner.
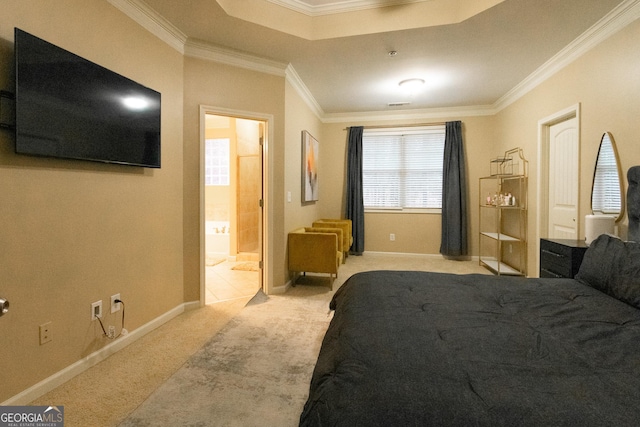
(133, 0), (629, 118)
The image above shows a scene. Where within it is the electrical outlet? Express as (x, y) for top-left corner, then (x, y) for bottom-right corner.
(39, 322), (52, 345)
(91, 300), (102, 320)
(111, 293), (121, 314)
(390, 233), (396, 241)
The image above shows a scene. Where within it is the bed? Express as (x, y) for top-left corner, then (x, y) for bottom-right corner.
(299, 166), (640, 426)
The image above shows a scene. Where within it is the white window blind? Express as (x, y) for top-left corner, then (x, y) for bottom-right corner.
(363, 127), (445, 210)
(205, 138), (230, 186)
(592, 141), (621, 214)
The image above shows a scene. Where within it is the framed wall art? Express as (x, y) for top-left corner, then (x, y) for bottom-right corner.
(302, 130), (319, 202)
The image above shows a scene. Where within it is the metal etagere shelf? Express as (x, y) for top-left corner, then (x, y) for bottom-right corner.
(479, 148), (528, 276)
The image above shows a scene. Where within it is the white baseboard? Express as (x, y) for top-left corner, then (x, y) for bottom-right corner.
(364, 251), (479, 261)
(2, 302), (192, 406)
(183, 300), (202, 311)
(270, 280), (292, 294)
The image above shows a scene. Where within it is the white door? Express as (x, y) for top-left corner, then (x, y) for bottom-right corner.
(547, 118), (579, 239)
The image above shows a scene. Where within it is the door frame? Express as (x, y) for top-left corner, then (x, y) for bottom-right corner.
(199, 105), (273, 305)
(536, 103), (581, 275)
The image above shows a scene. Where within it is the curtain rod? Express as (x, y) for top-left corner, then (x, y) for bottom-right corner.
(343, 121), (456, 131)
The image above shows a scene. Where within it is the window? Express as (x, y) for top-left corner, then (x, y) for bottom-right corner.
(363, 126), (445, 210)
(205, 138), (230, 186)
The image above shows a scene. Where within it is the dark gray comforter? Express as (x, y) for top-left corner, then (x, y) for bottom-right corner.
(299, 270), (640, 426)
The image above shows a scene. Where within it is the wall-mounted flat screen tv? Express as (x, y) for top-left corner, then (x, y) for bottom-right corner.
(14, 28), (161, 168)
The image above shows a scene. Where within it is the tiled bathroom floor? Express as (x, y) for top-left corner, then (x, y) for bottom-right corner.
(205, 260), (261, 304)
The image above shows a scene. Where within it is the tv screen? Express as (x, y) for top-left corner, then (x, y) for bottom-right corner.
(14, 28), (161, 168)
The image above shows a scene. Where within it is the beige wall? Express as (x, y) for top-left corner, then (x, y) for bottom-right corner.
(319, 19), (640, 271)
(3, 0), (640, 405)
(284, 81), (324, 228)
(0, 0), (184, 402)
(495, 18), (640, 274)
(182, 57), (286, 295)
(321, 116), (497, 256)
(283, 81), (325, 282)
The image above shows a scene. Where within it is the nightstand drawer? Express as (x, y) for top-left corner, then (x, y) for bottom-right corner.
(540, 260), (571, 278)
(540, 248), (571, 277)
(539, 238), (588, 279)
(540, 266), (567, 278)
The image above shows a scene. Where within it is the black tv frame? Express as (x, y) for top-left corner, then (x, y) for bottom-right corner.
(14, 28), (161, 168)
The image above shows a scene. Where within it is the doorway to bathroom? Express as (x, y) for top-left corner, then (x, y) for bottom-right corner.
(203, 112), (264, 304)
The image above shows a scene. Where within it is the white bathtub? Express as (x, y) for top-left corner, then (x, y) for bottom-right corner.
(205, 221), (230, 256)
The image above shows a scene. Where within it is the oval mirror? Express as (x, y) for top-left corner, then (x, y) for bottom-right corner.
(591, 132), (625, 222)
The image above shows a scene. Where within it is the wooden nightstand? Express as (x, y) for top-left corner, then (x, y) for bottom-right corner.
(540, 238), (589, 279)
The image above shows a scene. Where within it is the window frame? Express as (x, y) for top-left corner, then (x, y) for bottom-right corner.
(362, 125), (445, 214)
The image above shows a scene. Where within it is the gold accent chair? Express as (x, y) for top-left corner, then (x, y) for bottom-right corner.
(287, 227), (343, 281)
(312, 219), (352, 262)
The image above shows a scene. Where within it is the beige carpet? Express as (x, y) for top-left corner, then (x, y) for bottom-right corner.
(120, 286), (333, 426)
(30, 253), (488, 427)
(29, 298), (251, 427)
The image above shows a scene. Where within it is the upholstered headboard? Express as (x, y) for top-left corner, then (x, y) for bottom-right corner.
(628, 166), (640, 242)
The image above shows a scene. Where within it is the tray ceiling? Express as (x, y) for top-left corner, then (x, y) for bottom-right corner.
(134, 0), (632, 117)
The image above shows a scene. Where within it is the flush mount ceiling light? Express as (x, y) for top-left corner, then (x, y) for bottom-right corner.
(398, 78), (425, 91)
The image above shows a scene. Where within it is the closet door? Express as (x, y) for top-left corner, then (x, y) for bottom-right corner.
(547, 117), (579, 239)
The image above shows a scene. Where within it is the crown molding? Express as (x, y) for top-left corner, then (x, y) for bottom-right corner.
(285, 65), (325, 118)
(110, 0), (640, 122)
(108, 0), (288, 76)
(494, 0), (640, 112)
(184, 40), (288, 77)
(106, 0), (187, 53)
(321, 105), (497, 124)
